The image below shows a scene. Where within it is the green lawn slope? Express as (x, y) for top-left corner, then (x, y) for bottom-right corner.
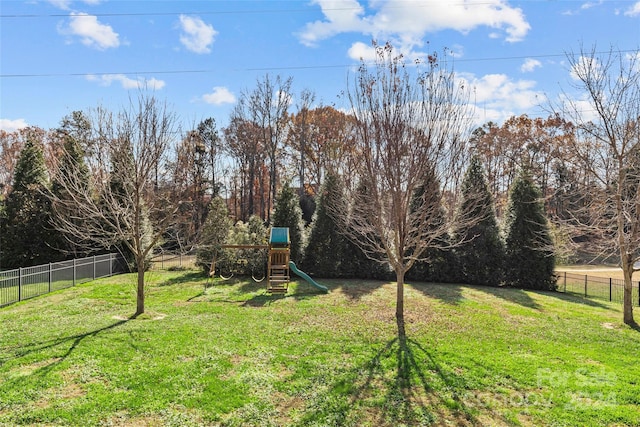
(1, 271), (638, 426)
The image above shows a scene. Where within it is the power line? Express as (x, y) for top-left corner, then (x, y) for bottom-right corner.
(2, 49), (638, 79)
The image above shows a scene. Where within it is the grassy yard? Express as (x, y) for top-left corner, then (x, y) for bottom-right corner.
(0, 271), (639, 427)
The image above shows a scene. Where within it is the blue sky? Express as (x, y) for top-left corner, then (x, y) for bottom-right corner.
(1, 0), (639, 133)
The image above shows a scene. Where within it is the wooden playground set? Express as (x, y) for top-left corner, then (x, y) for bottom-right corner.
(208, 227), (328, 294)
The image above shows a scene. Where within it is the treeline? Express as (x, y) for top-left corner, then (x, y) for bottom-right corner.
(0, 76), (621, 277)
(0, 107), (559, 291)
(195, 155), (556, 291)
(0, 101), (583, 271)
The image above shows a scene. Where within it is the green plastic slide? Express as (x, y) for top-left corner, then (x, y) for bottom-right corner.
(288, 261), (329, 293)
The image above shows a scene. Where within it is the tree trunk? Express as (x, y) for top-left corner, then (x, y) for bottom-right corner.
(247, 159), (255, 221)
(300, 130), (306, 198)
(135, 259), (145, 316)
(270, 160), (277, 223)
(395, 267), (405, 337)
(618, 187), (635, 325)
(622, 259), (635, 325)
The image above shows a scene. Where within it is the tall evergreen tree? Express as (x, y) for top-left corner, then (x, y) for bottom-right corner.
(453, 156), (504, 286)
(338, 180), (392, 281)
(406, 168), (456, 283)
(503, 169), (556, 290)
(1, 137), (60, 268)
(302, 173), (347, 277)
(51, 132), (91, 257)
(271, 182), (304, 263)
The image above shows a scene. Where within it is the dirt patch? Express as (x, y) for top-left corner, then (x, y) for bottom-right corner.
(231, 354), (245, 365)
(273, 393), (305, 424)
(33, 381), (86, 410)
(102, 413), (165, 427)
(60, 382), (86, 400)
(601, 322), (618, 330)
(13, 357), (62, 377)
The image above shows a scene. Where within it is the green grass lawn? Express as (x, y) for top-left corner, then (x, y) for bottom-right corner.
(1, 271), (639, 426)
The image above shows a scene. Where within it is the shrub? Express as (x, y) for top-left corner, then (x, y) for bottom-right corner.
(196, 197), (233, 274)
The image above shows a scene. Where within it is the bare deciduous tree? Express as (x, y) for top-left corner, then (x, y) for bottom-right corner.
(332, 42), (474, 332)
(49, 94), (182, 316)
(289, 88), (315, 195)
(249, 74), (293, 221)
(223, 106), (265, 221)
(553, 46), (640, 325)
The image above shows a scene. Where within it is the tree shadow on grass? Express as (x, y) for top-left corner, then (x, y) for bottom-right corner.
(473, 285), (542, 310)
(336, 278), (387, 301)
(532, 289), (612, 309)
(297, 319), (511, 426)
(240, 288), (322, 307)
(157, 271), (206, 287)
(0, 318), (131, 373)
(241, 293), (288, 307)
(408, 281), (466, 305)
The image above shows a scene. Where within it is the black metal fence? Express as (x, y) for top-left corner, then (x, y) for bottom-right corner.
(557, 271), (640, 307)
(0, 254), (126, 308)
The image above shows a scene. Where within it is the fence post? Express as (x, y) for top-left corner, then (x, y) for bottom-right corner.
(609, 278), (612, 302)
(584, 275), (588, 297)
(49, 263), (52, 293)
(109, 254), (113, 276)
(73, 258), (76, 286)
(564, 272), (567, 293)
(18, 267), (22, 302)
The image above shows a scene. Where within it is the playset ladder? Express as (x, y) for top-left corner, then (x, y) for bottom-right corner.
(267, 227), (291, 294)
(267, 248), (290, 294)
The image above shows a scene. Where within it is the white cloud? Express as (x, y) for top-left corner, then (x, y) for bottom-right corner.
(299, 0), (367, 47)
(625, 1), (640, 16)
(581, 1), (604, 10)
(47, 0), (102, 9)
(86, 74), (166, 90)
(569, 55), (601, 81)
(278, 90), (294, 108)
(0, 118), (29, 132)
(347, 41), (378, 61)
(521, 58), (542, 73)
(556, 93), (600, 123)
(202, 87), (236, 105)
(299, 0), (531, 53)
(58, 12), (120, 50)
(178, 15), (217, 54)
(626, 51), (640, 73)
(48, 0), (73, 9)
(346, 40), (429, 63)
(457, 72), (544, 125)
